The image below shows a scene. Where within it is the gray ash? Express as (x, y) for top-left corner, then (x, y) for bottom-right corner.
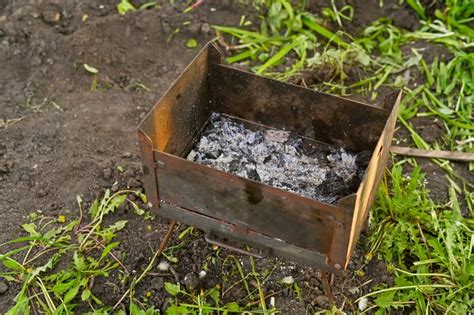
(187, 113), (367, 204)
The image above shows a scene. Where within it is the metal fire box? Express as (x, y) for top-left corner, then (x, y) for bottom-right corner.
(138, 43), (401, 273)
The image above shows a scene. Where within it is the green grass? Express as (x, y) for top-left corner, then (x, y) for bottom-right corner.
(2, 1), (473, 314)
(363, 163), (473, 314)
(214, 0), (474, 176)
(0, 189), (151, 314)
(0, 188), (279, 314)
(213, 0), (473, 313)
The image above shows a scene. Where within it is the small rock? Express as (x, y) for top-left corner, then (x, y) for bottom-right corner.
(0, 160), (13, 174)
(42, 9), (61, 24)
(280, 276), (294, 285)
(201, 23), (211, 34)
(98, 4), (108, 17)
(127, 178), (139, 188)
(122, 152), (132, 158)
(103, 168), (112, 180)
(0, 281), (8, 294)
(358, 297), (369, 311)
(420, 123), (443, 143)
(37, 189), (47, 198)
(151, 277), (164, 290)
(161, 22), (171, 34)
(188, 22), (201, 34)
(31, 56), (42, 66)
(123, 169), (135, 179)
(111, 183), (119, 192)
(315, 295), (329, 307)
(348, 287), (359, 295)
(157, 261), (169, 271)
(183, 272), (199, 291)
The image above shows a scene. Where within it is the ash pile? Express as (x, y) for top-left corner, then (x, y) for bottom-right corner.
(187, 113), (368, 204)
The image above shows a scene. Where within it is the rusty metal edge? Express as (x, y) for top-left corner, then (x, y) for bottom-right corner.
(213, 63), (392, 113)
(137, 129), (160, 208)
(154, 150), (341, 218)
(158, 201), (340, 274)
(137, 42), (219, 141)
(343, 90), (403, 268)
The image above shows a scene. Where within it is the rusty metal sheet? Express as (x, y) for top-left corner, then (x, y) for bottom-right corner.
(157, 202), (339, 274)
(138, 43), (216, 156)
(210, 64), (391, 152)
(344, 91), (402, 267)
(154, 150), (342, 254)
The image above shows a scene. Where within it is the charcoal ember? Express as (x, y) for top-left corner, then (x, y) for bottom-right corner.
(187, 113), (365, 204)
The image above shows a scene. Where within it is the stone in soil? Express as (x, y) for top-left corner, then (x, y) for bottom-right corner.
(183, 272), (199, 291)
(187, 113), (366, 204)
(0, 281), (8, 295)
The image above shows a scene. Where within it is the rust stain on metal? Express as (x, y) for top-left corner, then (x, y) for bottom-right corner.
(137, 42), (400, 273)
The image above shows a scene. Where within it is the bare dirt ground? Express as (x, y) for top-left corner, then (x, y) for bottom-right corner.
(1, 0), (471, 313)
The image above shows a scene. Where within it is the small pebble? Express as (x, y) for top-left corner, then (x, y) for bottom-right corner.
(0, 281), (8, 295)
(103, 168), (112, 180)
(349, 287), (359, 295)
(201, 23), (211, 34)
(280, 276), (295, 285)
(315, 295), (329, 307)
(358, 297), (369, 311)
(111, 183), (119, 192)
(157, 261), (169, 271)
(183, 272), (199, 291)
(42, 9), (61, 24)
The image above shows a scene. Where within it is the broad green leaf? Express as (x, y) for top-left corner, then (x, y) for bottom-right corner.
(224, 302), (241, 313)
(374, 289), (396, 308)
(117, 0), (136, 15)
(2, 257), (24, 272)
(64, 283), (81, 303)
(105, 195), (127, 214)
(207, 287), (220, 305)
(130, 303), (145, 315)
(130, 201), (145, 216)
(164, 282), (181, 296)
(89, 199), (100, 219)
(186, 38), (198, 49)
(165, 305), (189, 315)
(21, 223), (38, 236)
(73, 252), (87, 271)
(107, 220), (128, 232)
(52, 279), (77, 294)
(99, 241), (120, 262)
(28, 254), (58, 283)
(136, 191), (147, 203)
(43, 227), (60, 241)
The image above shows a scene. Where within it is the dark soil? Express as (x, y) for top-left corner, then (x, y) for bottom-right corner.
(1, 0), (470, 313)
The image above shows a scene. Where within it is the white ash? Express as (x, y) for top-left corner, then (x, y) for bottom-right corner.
(187, 113), (365, 204)
(157, 261), (170, 271)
